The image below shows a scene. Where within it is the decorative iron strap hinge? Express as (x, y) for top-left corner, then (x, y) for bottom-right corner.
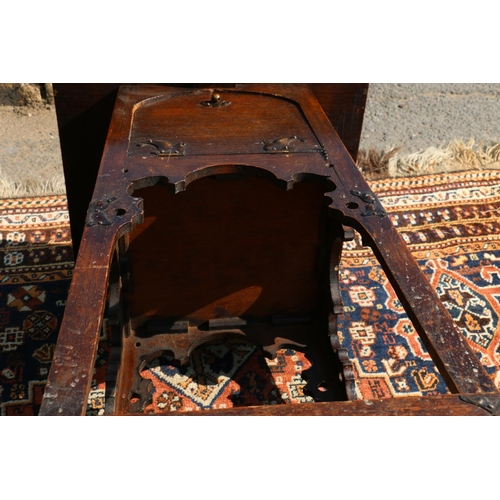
(259, 136), (327, 157)
(350, 190), (387, 217)
(136, 139), (186, 156)
(459, 394), (500, 415)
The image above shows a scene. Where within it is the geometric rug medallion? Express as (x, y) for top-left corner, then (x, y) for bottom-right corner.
(337, 170), (500, 399)
(0, 196), (73, 415)
(140, 341), (315, 413)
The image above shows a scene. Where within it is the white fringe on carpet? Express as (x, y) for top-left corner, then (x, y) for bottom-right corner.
(388, 140), (500, 177)
(0, 171), (67, 198)
(358, 140), (500, 180)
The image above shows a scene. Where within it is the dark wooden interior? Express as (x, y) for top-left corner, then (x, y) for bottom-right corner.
(112, 175), (344, 414)
(129, 176), (328, 325)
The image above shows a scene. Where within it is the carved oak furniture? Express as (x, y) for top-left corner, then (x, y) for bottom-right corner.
(40, 84), (500, 415)
(51, 83), (369, 256)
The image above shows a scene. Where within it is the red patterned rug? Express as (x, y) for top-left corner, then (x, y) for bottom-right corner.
(338, 170), (500, 399)
(0, 196), (73, 415)
(2, 170), (500, 415)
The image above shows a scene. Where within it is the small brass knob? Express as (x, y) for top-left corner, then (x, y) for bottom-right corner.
(201, 93), (230, 107)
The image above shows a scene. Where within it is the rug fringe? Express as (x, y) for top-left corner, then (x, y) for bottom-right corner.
(358, 140), (500, 180)
(0, 172), (67, 198)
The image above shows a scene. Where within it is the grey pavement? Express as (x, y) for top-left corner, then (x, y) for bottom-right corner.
(0, 104), (63, 195)
(0, 83), (499, 196)
(361, 83), (500, 153)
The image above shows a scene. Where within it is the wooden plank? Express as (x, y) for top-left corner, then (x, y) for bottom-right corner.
(149, 393), (498, 416)
(308, 83), (368, 162)
(39, 225), (117, 415)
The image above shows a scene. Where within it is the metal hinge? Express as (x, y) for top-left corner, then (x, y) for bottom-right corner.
(258, 136), (327, 156)
(136, 139), (186, 157)
(350, 190), (387, 217)
(459, 394), (500, 415)
(86, 197), (141, 227)
(86, 197), (124, 226)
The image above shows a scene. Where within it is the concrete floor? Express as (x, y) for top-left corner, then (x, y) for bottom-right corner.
(362, 83), (500, 152)
(1, 83), (499, 196)
(0, 104), (63, 192)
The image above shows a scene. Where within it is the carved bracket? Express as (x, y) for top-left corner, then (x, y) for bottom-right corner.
(136, 139), (186, 156)
(326, 224), (356, 400)
(350, 190), (387, 217)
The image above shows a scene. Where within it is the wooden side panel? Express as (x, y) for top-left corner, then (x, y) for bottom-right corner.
(308, 83), (368, 161)
(53, 83), (121, 255)
(128, 177), (329, 326)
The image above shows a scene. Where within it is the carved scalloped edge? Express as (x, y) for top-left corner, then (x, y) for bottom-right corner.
(329, 315), (356, 401)
(329, 225), (357, 401)
(338, 346), (357, 400)
(125, 165), (337, 198)
(130, 331), (311, 413)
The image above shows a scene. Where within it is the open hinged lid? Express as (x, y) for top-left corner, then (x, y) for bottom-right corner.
(127, 87), (326, 158)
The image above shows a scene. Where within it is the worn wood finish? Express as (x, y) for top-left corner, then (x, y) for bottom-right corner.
(41, 84), (499, 416)
(53, 83), (368, 253)
(41, 225), (117, 415)
(307, 83), (368, 162)
(158, 393), (500, 416)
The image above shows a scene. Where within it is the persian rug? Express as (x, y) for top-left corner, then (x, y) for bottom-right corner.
(0, 195), (73, 415)
(337, 170), (500, 399)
